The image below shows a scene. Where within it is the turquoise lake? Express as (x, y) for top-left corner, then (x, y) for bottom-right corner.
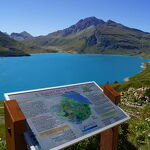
(0, 53), (149, 100)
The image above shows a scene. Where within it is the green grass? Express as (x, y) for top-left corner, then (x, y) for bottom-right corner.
(0, 122), (5, 139)
(0, 108), (4, 114)
(0, 101), (4, 126)
(0, 101), (4, 114)
(110, 62), (150, 150)
(0, 101), (5, 150)
(0, 101), (4, 106)
(127, 106), (150, 149)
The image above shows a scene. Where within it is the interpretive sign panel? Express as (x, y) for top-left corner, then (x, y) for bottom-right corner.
(4, 81), (130, 150)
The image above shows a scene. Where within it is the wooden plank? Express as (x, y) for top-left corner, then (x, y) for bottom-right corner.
(100, 84), (120, 150)
(4, 100), (27, 150)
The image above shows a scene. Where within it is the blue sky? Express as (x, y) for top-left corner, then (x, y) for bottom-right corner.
(0, 0), (150, 36)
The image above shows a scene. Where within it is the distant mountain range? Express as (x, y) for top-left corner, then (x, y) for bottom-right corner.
(22, 17), (150, 58)
(10, 31), (33, 41)
(1, 17), (150, 57)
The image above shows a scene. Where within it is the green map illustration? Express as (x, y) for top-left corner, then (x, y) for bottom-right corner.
(53, 91), (92, 124)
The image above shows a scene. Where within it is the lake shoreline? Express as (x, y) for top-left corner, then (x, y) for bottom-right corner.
(124, 61), (150, 82)
(0, 51), (148, 59)
(29, 52), (144, 59)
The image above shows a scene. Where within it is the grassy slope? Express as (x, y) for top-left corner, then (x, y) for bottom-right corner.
(118, 104), (150, 150)
(112, 62), (150, 150)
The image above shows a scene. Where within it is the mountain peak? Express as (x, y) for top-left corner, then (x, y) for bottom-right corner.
(21, 31), (31, 35)
(77, 16), (105, 26)
(63, 16), (105, 36)
(10, 31), (33, 41)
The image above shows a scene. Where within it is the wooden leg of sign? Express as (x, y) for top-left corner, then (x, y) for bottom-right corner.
(100, 84), (120, 150)
(112, 126), (119, 150)
(100, 129), (113, 150)
(4, 100), (27, 150)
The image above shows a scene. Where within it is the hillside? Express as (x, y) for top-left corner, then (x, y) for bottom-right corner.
(0, 31), (30, 56)
(23, 17), (150, 58)
(112, 62), (150, 150)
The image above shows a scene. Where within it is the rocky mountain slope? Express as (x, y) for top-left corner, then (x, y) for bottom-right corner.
(23, 17), (150, 58)
(10, 31), (33, 41)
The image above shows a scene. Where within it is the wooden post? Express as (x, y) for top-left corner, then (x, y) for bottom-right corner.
(100, 84), (121, 150)
(4, 100), (28, 150)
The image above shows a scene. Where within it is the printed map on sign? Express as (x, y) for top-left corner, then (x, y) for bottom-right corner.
(53, 91), (92, 124)
(4, 82), (130, 150)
